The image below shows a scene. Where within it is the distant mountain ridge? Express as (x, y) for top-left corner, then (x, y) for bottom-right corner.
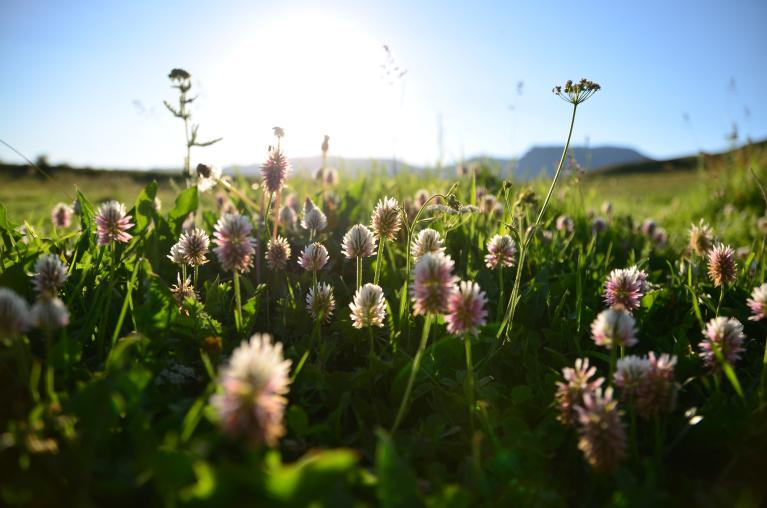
(228, 145), (651, 180)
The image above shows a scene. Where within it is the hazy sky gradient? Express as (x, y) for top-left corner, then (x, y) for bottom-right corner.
(1, 0), (766, 169)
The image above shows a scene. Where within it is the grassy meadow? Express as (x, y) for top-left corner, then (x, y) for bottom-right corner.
(1, 134), (767, 507)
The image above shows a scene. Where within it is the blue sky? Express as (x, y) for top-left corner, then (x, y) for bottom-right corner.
(1, 0), (766, 169)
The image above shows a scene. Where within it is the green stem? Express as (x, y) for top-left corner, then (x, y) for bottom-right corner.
(608, 345), (618, 387)
(45, 331), (57, 404)
(356, 256), (362, 290)
(716, 284), (726, 316)
(374, 240), (386, 285)
(761, 335), (767, 402)
(464, 335), (475, 433)
(497, 267), (504, 319)
(392, 313), (433, 433)
(233, 271), (243, 333)
(499, 102), (579, 341)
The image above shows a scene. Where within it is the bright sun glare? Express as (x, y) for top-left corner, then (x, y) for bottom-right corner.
(207, 11), (399, 166)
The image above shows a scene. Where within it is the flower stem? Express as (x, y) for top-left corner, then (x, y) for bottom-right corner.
(233, 271), (243, 333)
(497, 267), (504, 319)
(392, 313), (433, 433)
(374, 240), (386, 285)
(499, 103), (579, 341)
(45, 330), (58, 404)
(356, 256), (362, 290)
(464, 335), (475, 433)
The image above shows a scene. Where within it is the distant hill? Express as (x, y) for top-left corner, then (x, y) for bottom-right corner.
(512, 145), (651, 179)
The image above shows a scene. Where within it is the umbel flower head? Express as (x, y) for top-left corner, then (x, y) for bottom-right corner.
(342, 224), (377, 259)
(485, 234), (516, 269)
(0, 288), (30, 338)
(306, 282), (335, 323)
(555, 358), (604, 427)
(261, 149), (290, 194)
(210, 333), (292, 446)
(51, 202), (73, 228)
(445, 281), (488, 336)
(689, 219), (714, 256)
(349, 283), (387, 329)
(371, 197), (401, 241)
(177, 228), (210, 267)
(32, 254), (68, 297)
(213, 214), (256, 273)
(301, 198), (327, 233)
(298, 242), (329, 272)
(266, 236), (292, 271)
(411, 228), (445, 260)
(591, 308), (638, 349)
(699, 316), (746, 372)
(95, 201), (134, 245)
(575, 387), (627, 473)
(707, 243), (737, 287)
(552, 78), (601, 105)
(603, 266), (649, 312)
(31, 296), (70, 331)
(747, 283), (767, 321)
(411, 252), (458, 316)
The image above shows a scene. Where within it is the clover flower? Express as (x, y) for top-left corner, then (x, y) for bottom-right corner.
(298, 242), (329, 272)
(603, 266), (649, 312)
(213, 214), (256, 273)
(349, 283), (387, 328)
(444, 281), (488, 336)
(554, 358), (604, 427)
(210, 334), (292, 446)
(265, 236), (292, 271)
(574, 387), (626, 472)
(747, 283), (767, 321)
(32, 254), (68, 297)
(614, 355), (651, 400)
(279, 206), (297, 229)
(342, 224), (377, 259)
(592, 217), (607, 234)
(635, 352), (679, 417)
(95, 201), (134, 245)
(689, 219), (714, 256)
(261, 149), (290, 194)
(484, 234), (516, 269)
(411, 252), (458, 316)
(178, 228), (210, 267)
(699, 316), (745, 372)
(556, 215), (574, 233)
(371, 197), (401, 241)
(31, 297), (70, 331)
(170, 274), (197, 313)
(196, 163), (221, 192)
(0, 288), (30, 338)
(411, 228), (445, 260)
(301, 198), (327, 233)
(707, 243), (736, 287)
(51, 203), (73, 228)
(306, 282), (335, 323)
(591, 308), (638, 349)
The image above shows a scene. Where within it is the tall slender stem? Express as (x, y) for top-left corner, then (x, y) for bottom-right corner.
(497, 267), (504, 319)
(499, 103), (579, 341)
(464, 335), (475, 433)
(356, 256), (362, 289)
(233, 271), (243, 333)
(392, 313), (433, 432)
(374, 240), (386, 285)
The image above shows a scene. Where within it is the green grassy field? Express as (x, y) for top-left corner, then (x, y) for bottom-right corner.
(1, 141), (767, 506)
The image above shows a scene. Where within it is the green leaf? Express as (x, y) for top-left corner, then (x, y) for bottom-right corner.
(287, 405), (310, 437)
(264, 448), (359, 504)
(169, 186), (198, 234)
(510, 385), (533, 405)
(133, 180), (158, 235)
(375, 430), (421, 508)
